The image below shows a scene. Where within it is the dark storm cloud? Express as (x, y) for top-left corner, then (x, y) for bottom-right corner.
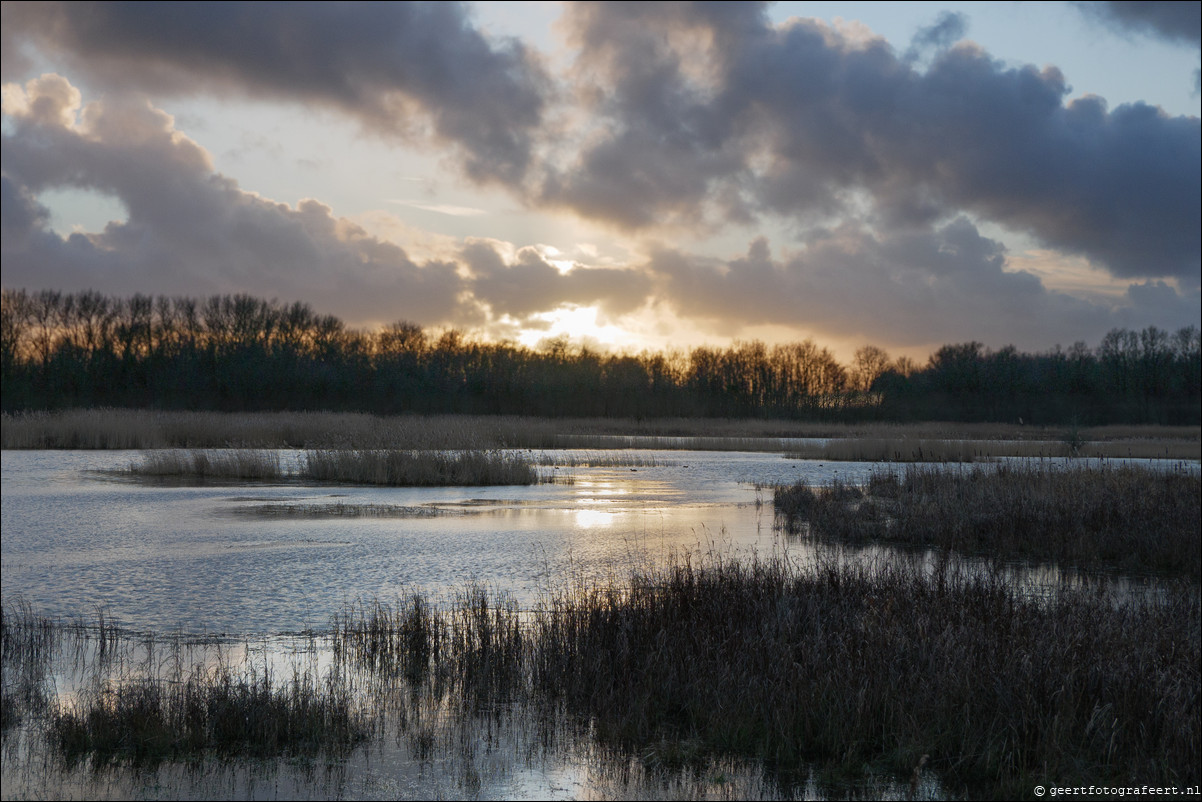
(1077, 1), (1202, 48)
(644, 219), (1201, 349)
(0, 76), (466, 323)
(542, 2), (1200, 282)
(0, 1), (547, 183)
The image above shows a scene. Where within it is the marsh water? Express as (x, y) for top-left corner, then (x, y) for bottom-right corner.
(0, 448), (1185, 800)
(1, 448), (921, 634)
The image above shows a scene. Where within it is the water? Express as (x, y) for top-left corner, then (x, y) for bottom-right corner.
(0, 449), (901, 634)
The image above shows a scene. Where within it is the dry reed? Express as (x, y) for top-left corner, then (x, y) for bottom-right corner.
(300, 449), (540, 486)
(775, 462), (1202, 577)
(527, 556), (1200, 794)
(5, 558), (1197, 796)
(121, 447), (541, 486)
(7, 408), (1197, 453)
(125, 449), (283, 481)
(786, 437), (1201, 461)
(51, 663), (368, 764)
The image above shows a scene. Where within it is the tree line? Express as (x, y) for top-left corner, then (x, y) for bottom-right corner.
(2, 289), (1198, 424)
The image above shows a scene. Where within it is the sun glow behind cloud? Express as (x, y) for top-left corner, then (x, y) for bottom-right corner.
(515, 304), (640, 351)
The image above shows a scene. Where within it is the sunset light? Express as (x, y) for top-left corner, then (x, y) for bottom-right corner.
(2, 5), (1199, 798)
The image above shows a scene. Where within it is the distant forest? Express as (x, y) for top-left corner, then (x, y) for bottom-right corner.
(2, 289), (1199, 424)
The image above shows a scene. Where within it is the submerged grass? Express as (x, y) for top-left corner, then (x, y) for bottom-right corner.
(1, 601), (58, 733)
(535, 449), (663, 467)
(231, 502), (444, 519)
(774, 462), (1202, 577)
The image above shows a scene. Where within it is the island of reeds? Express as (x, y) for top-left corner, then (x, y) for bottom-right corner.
(120, 447), (542, 486)
(774, 461), (1202, 577)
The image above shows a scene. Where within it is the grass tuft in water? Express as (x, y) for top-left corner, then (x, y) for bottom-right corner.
(125, 449), (283, 481)
(1, 601), (58, 732)
(50, 663), (368, 765)
(301, 449), (540, 486)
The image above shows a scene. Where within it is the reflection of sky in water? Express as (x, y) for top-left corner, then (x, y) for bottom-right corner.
(573, 508), (616, 529)
(0, 449), (1185, 635)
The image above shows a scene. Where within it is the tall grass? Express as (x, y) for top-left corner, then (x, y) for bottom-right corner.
(50, 662), (368, 764)
(528, 556), (1200, 794)
(125, 449), (283, 481)
(1, 409), (536, 450)
(1, 601), (58, 732)
(329, 557), (1200, 794)
(6, 558), (1198, 796)
(121, 447), (541, 486)
(7, 408), (1198, 453)
(300, 449), (540, 486)
(774, 462), (1202, 577)
(785, 436), (1201, 461)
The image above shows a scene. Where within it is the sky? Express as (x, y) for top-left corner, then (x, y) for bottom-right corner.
(2, 1), (1199, 361)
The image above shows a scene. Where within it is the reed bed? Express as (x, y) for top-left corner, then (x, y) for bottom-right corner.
(775, 462), (1202, 577)
(300, 449), (540, 486)
(536, 449), (663, 467)
(327, 557), (1201, 794)
(1, 409), (535, 450)
(786, 437), (1201, 461)
(527, 556), (1201, 795)
(121, 448), (541, 486)
(125, 449), (284, 481)
(5, 557), (1198, 797)
(7, 408), (1196, 453)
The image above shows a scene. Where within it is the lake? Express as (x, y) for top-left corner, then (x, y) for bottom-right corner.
(1, 448), (913, 634)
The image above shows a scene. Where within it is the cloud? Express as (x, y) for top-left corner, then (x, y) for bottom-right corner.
(643, 218), (1201, 350)
(386, 200), (489, 217)
(1, 1), (548, 184)
(460, 239), (651, 321)
(539, 3), (1200, 282)
(904, 11), (968, 62)
(1, 75), (465, 323)
(1076, 1), (1202, 48)
(3, 5), (1197, 352)
(0, 75), (658, 334)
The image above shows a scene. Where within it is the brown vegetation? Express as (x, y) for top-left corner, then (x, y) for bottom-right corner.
(5, 408), (1199, 455)
(775, 462), (1202, 576)
(530, 556), (1200, 794)
(300, 449), (540, 486)
(5, 554), (1198, 796)
(124, 449), (283, 481)
(121, 447), (541, 486)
